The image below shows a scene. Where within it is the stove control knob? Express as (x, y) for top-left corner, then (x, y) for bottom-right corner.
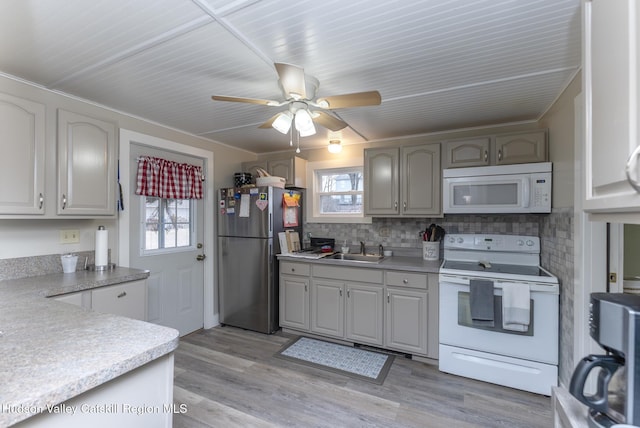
(457, 237), (464, 243)
(526, 239), (534, 246)
(448, 237), (455, 243)
(517, 239), (524, 246)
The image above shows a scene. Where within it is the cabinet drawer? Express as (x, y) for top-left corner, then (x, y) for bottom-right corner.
(385, 271), (428, 289)
(280, 261), (310, 276)
(313, 265), (383, 284)
(91, 280), (146, 320)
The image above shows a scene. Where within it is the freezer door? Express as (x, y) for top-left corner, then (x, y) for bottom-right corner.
(218, 187), (276, 238)
(218, 236), (276, 333)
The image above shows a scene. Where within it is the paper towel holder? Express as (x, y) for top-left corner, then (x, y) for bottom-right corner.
(88, 225), (116, 271)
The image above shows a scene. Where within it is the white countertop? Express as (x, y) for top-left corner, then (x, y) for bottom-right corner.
(0, 268), (179, 427)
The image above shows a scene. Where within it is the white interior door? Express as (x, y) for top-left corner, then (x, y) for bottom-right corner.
(129, 144), (204, 336)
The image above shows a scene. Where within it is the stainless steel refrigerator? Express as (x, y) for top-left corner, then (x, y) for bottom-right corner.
(217, 186), (302, 334)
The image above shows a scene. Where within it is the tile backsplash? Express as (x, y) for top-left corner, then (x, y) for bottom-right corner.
(304, 214), (541, 250)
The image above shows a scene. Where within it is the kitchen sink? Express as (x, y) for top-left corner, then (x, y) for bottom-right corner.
(330, 253), (384, 263)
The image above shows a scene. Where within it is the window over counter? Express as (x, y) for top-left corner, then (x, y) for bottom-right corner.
(306, 159), (372, 224)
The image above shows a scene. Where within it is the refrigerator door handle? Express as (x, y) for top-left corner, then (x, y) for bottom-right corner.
(269, 212), (272, 233)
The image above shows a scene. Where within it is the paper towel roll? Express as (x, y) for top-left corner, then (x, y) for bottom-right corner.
(95, 226), (109, 267)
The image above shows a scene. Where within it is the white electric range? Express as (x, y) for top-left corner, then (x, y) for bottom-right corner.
(438, 234), (559, 395)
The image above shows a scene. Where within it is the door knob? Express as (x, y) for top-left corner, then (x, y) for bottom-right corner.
(196, 254), (206, 261)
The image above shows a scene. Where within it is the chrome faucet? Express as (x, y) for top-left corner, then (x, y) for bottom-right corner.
(360, 241), (366, 255)
(379, 244), (384, 256)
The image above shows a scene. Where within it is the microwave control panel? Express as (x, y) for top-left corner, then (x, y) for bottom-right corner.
(532, 174), (551, 210)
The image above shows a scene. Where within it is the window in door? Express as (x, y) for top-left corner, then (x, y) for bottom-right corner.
(142, 197), (194, 252)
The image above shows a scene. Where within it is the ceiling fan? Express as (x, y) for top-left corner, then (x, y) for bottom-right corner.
(211, 63), (381, 137)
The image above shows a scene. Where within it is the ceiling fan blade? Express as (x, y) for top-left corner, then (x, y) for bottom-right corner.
(275, 63), (307, 100)
(258, 113), (280, 129)
(212, 95), (278, 106)
(316, 91), (381, 109)
(312, 111), (349, 131)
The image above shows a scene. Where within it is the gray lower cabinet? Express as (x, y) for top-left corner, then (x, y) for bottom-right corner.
(279, 261), (310, 330)
(279, 260), (433, 357)
(52, 279), (147, 321)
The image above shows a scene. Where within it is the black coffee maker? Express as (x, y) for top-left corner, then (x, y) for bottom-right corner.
(569, 293), (640, 427)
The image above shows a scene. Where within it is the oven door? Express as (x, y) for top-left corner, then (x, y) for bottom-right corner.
(439, 273), (559, 365)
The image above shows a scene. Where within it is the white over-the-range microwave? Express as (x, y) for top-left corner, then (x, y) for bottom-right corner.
(442, 162), (552, 214)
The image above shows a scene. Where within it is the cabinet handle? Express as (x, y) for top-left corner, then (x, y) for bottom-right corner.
(387, 292), (390, 303)
(625, 145), (640, 193)
(291, 268), (295, 272)
(305, 284), (308, 292)
(498, 150), (503, 161)
(347, 289), (350, 298)
(38, 193), (44, 210)
(403, 201), (407, 211)
(484, 150), (488, 162)
(403, 279), (409, 284)
(340, 289), (343, 297)
(61, 194), (67, 210)
(117, 292), (127, 298)
(394, 201), (398, 209)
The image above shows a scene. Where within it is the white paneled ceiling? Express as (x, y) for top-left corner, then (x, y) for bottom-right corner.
(0, 0), (581, 153)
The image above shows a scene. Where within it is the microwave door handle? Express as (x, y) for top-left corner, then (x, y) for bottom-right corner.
(522, 178), (531, 208)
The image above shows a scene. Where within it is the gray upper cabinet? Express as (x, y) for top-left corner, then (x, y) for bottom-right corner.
(442, 137), (490, 169)
(364, 147), (399, 216)
(242, 155), (307, 188)
(0, 93), (46, 215)
(494, 130), (547, 165)
(364, 143), (441, 217)
(443, 130), (547, 169)
(57, 109), (116, 216)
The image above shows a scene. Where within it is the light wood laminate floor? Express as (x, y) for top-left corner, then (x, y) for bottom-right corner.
(173, 326), (552, 428)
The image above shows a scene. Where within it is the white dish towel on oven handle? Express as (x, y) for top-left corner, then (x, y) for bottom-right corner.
(501, 282), (530, 332)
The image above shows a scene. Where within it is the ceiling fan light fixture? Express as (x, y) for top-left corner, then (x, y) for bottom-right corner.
(294, 109), (316, 136)
(327, 139), (342, 153)
(317, 99), (330, 108)
(272, 111), (293, 134)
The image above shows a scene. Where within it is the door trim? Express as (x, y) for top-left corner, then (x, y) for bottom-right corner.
(118, 129), (216, 329)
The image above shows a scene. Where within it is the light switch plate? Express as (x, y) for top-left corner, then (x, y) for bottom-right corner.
(60, 229), (80, 244)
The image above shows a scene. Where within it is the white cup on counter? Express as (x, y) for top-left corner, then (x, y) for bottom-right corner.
(61, 254), (78, 273)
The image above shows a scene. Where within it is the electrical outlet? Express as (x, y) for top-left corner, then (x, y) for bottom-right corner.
(60, 229), (80, 244)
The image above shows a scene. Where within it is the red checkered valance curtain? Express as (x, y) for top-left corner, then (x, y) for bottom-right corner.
(135, 156), (203, 199)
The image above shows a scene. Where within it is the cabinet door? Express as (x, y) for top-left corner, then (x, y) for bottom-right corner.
(364, 147), (400, 215)
(385, 288), (428, 355)
(0, 93), (45, 215)
(269, 158), (294, 186)
(443, 137), (490, 168)
(241, 161), (269, 183)
(53, 292), (84, 307)
(494, 130), (547, 165)
(584, 0), (640, 212)
(91, 280), (147, 321)
(310, 279), (344, 338)
(402, 143), (441, 216)
(57, 109), (116, 216)
(346, 283), (383, 346)
(279, 274), (309, 330)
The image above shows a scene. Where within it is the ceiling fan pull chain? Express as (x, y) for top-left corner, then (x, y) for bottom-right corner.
(296, 130), (301, 154)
